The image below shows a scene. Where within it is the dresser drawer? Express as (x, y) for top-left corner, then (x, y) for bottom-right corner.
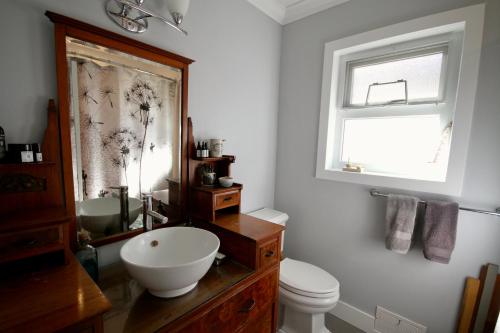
(199, 271), (277, 333)
(237, 306), (273, 333)
(0, 225), (63, 262)
(214, 191), (240, 210)
(259, 239), (279, 269)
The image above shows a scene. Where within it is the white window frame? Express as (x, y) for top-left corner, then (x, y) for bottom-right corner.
(315, 4), (485, 196)
(342, 40), (453, 108)
(331, 33), (461, 177)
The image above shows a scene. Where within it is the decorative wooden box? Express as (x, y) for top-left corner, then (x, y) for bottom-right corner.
(190, 183), (242, 221)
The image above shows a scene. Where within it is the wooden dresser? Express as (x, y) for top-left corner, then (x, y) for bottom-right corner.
(190, 183), (243, 221)
(178, 213), (285, 333)
(97, 213), (284, 333)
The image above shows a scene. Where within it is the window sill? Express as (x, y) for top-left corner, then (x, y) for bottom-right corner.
(315, 167), (460, 196)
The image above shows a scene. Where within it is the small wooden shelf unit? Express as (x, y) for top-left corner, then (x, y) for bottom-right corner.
(188, 119), (242, 221)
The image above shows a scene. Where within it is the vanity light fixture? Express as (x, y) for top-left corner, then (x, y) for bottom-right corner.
(106, 0), (189, 35)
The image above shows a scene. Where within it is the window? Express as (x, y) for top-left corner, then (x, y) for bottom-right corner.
(316, 5), (485, 195)
(345, 45), (448, 107)
(331, 35), (461, 181)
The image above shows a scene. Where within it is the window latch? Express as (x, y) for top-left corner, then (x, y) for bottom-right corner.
(365, 79), (408, 106)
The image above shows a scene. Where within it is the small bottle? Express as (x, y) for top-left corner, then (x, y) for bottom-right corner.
(76, 230), (99, 282)
(21, 144), (34, 163)
(0, 127), (5, 161)
(196, 141), (201, 158)
(204, 142), (209, 158)
(32, 143), (43, 162)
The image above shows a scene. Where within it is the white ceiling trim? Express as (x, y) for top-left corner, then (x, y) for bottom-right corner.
(284, 0), (350, 24)
(246, 0), (350, 25)
(246, 0), (286, 24)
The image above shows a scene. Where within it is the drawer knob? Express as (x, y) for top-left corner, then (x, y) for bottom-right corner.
(239, 299), (256, 313)
(265, 250), (275, 258)
(223, 196), (233, 202)
(19, 239), (39, 247)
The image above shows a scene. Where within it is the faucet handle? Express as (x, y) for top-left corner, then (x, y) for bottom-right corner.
(147, 210), (169, 224)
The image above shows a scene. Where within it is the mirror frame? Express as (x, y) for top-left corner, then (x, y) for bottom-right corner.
(46, 11), (194, 248)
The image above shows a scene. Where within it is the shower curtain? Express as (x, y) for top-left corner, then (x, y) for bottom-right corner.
(70, 59), (180, 200)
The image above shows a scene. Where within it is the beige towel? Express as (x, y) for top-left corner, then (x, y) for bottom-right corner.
(385, 194), (419, 254)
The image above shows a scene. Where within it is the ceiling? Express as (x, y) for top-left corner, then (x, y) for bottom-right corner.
(246, 0), (350, 25)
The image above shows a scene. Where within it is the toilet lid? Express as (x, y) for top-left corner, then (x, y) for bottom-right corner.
(280, 258), (339, 297)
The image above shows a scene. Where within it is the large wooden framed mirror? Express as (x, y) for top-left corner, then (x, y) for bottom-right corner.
(47, 12), (193, 247)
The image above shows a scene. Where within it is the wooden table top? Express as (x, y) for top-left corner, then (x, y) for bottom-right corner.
(211, 213), (285, 242)
(98, 260), (253, 333)
(0, 255), (111, 333)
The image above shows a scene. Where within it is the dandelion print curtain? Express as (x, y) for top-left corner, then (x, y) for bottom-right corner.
(70, 59), (180, 201)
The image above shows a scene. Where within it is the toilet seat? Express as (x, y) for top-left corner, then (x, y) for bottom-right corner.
(280, 258), (339, 298)
(280, 282), (338, 299)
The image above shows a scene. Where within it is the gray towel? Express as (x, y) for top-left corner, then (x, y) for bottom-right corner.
(385, 194), (419, 254)
(423, 200), (459, 264)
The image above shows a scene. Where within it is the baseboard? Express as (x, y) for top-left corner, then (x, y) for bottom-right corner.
(329, 301), (375, 332)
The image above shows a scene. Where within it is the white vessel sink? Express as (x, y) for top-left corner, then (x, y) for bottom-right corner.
(78, 197), (142, 235)
(120, 227), (220, 298)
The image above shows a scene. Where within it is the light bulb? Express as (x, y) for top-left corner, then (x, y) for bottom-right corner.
(165, 0), (190, 25)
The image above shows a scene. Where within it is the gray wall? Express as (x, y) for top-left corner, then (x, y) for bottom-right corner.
(0, 0), (281, 214)
(275, 0), (500, 332)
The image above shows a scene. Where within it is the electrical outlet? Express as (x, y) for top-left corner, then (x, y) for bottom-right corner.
(374, 306), (427, 333)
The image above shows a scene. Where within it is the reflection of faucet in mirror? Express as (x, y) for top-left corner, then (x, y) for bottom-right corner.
(110, 186), (129, 232)
(142, 193), (169, 232)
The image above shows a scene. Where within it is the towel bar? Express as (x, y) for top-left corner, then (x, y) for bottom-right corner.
(370, 189), (500, 217)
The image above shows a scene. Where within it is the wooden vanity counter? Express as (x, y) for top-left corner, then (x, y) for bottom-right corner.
(98, 260), (253, 333)
(0, 255), (111, 333)
(99, 213), (284, 333)
(208, 213), (285, 242)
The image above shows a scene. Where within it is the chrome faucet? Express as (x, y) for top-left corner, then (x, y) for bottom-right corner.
(110, 186), (129, 232)
(142, 193), (169, 232)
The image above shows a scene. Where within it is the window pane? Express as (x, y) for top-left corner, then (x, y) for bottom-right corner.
(349, 52), (444, 106)
(341, 116), (443, 177)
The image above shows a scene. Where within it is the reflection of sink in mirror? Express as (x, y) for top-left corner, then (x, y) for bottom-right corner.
(78, 198), (142, 236)
(152, 189), (169, 204)
(120, 227), (220, 298)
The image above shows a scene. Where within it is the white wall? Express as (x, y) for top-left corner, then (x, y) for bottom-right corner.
(275, 0), (500, 332)
(0, 0), (281, 214)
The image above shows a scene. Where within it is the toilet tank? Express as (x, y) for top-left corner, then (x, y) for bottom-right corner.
(247, 208), (288, 252)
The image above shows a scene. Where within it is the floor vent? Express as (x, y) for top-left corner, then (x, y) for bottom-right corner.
(374, 306), (427, 333)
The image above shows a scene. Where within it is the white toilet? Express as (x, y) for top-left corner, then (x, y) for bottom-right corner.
(248, 208), (340, 333)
